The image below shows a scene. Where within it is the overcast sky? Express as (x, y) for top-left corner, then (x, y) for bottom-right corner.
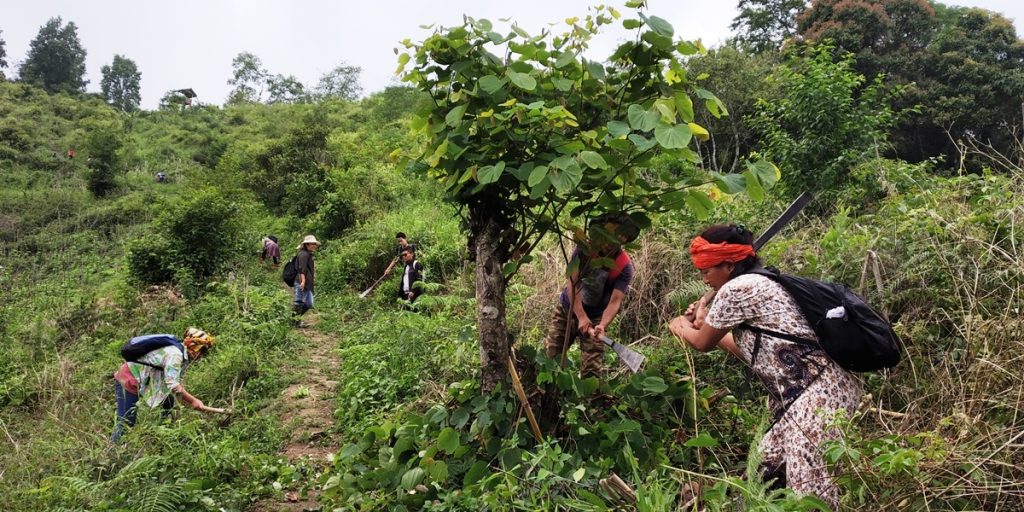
(3, 1), (1022, 109)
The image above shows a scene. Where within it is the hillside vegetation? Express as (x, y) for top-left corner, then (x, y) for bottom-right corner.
(1, 3), (1023, 511)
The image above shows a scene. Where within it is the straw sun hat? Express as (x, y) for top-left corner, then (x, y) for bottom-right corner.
(297, 235), (320, 249)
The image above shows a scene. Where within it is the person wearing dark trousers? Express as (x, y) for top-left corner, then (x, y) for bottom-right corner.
(292, 235), (319, 319)
(397, 245), (424, 303)
(112, 328), (216, 442)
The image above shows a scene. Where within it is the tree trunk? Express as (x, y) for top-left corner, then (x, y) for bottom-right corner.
(474, 214), (510, 394)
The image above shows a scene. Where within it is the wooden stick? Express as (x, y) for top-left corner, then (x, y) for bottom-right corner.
(197, 404), (232, 415)
(599, 473), (637, 503)
(507, 357), (544, 443)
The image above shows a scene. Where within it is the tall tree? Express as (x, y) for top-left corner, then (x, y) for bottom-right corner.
(796, 0), (937, 80)
(0, 29), (8, 80)
(400, 6), (775, 391)
(226, 51), (267, 104)
(266, 74), (307, 104)
(100, 55), (142, 112)
(19, 17), (88, 93)
(910, 7), (1024, 166)
(731, 0), (809, 53)
(315, 63), (363, 100)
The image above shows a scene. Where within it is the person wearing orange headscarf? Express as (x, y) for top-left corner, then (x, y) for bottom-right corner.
(112, 328), (218, 442)
(668, 224), (862, 509)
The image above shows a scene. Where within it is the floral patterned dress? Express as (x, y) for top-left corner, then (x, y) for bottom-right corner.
(705, 273), (862, 509)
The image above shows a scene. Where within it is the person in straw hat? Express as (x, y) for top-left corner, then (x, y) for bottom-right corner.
(292, 235), (320, 319)
(111, 328), (219, 442)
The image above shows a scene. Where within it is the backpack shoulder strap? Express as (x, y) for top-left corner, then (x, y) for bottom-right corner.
(742, 324), (818, 348)
(608, 250), (631, 281)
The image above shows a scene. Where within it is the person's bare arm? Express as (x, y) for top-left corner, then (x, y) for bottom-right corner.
(172, 385), (205, 411)
(668, 315), (730, 352)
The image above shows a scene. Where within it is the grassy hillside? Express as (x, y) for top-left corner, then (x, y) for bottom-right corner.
(1, 69), (1022, 512)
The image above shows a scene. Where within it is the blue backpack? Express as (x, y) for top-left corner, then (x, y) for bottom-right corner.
(120, 334), (184, 368)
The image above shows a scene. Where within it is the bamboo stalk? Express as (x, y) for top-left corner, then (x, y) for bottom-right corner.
(507, 357), (544, 443)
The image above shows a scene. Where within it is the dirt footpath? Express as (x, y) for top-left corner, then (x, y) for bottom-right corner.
(250, 317), (339, 512)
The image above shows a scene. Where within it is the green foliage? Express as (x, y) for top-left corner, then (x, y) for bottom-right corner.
(248, 109), (333, 214)
(0, 29), (8, 76)
(316, 199), (464, 294)
(18, 17), (88, 94)
(400, 5), (778, 272)
(315, 63), (363, 101)
(226, 51), (268, 104)
(127, 188), (245, 287)
(100, 54), (142, 112)
(684, 44), (777, 174)
(84, 118), (125, 197)
(267, 74), (307, 104)
(731, 0), (808, 53)
(750, 44), (899, 198)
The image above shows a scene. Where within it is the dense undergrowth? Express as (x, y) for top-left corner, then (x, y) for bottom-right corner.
(2, 34), (1023, 511)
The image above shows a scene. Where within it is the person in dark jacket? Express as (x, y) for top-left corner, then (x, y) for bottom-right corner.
(397, 245), (424, 303)
(292, 235), (319, 316)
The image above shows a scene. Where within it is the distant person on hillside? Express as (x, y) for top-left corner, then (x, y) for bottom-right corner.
(260, 235), (280, 269)
(67, 147), (76, 159)
(543, 213), (639, 382)
(383, 232), (416, 277)
(292, 235), (319, 318)
(397, 245), (424, 303)
(156, 172), (167, 183)
(111, 328), (217, 442)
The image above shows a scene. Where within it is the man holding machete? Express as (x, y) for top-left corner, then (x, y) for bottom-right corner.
(543, 213), (640, 382)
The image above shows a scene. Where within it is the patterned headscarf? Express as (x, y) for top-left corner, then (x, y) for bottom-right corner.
(182, 327), (215, 359)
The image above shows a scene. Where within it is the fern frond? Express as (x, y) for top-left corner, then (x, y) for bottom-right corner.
(132, 483), (185, 512)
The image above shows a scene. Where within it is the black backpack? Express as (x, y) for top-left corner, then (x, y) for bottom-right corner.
(120, 334), (185, 369)
(281, 256), (298, 285)
(743, 268), (901, 373)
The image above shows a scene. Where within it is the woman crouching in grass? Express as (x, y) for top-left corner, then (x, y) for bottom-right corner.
(668, 223), (862, 509)
(112, 328), (220, 442)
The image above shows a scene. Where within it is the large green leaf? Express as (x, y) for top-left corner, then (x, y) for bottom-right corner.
(437, 427), (460, 454)
(478, 75), (504, 94)
(551, 77), (574, 92)
(527, 164), (548, 187)
(507, 70), (537, 91)
(689, 122), (710, 141)
(743, 169), (765, 201)
(654, 123), (692, 149)
(684, 432), (719, 448)
(627, 104), (658, 132)
(586, 61), (607, 80)
(640, 376), (668, 393)
(628, 134), (657, 151)
(555, 51), (576, 69)
(607, 120), (630, 137)
(713, 173), (746, 194)
(748, 159), (780, 187)
(477, 161), (506, 184)
(622, 19), (642, 30)
(445, 104), (468, 127)
(580, 151), (608, 170)
(401, 467), (426, 490)
(684, 190), (714, 220)
(463, 460), (490, 487)
(645, 15), (674, 37)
